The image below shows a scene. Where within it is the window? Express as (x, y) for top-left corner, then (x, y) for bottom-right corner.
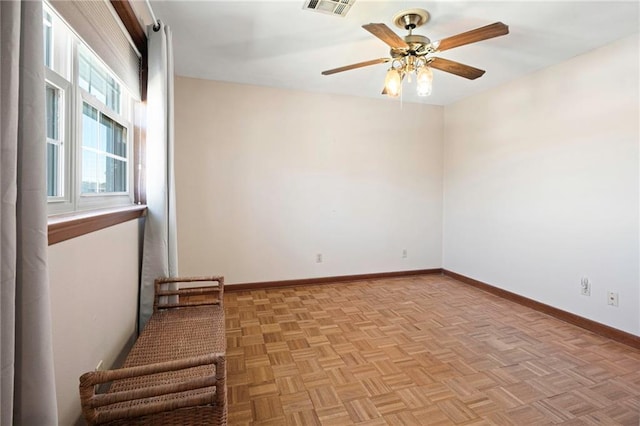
(81, 103), (128, 194)
(79, 45), (121, 114)
(46, 83), (63, 197)
(43, 11), (52, 68)
(44, 4), (136, 215)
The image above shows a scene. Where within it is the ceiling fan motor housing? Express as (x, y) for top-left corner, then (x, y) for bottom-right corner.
(391, 34), (432, 58)
(393, 8), (430, 30)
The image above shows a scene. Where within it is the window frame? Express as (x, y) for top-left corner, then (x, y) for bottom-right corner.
(77, 90), (134, 211)
(45, 68), (73, 215)
(44, 3), (136, 215)
(46, 0), (148, 245)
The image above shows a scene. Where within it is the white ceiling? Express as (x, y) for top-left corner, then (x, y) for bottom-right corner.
(147, 1), (639, 105)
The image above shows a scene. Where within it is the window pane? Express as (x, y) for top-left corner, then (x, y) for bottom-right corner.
(47, 142), (59, 197)
(43, 12), (52, 68)
(100, 114), (127, 158)
(106, 77), (121, 114)
(96, 153), (107, 193)
(78, 46), (121, 114)
(46, 85), (58, 139)
(79, 53), (90, 92)
(46, 84), (62, 198)
(81, 149), (98, 193)
(106, 157), (127, 192)
(90, 68), (107, 105)
(82, 103), (99, 149)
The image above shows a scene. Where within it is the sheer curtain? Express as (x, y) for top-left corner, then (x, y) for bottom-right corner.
(0, 0), (58, 424)
(139, 21), (179, 330)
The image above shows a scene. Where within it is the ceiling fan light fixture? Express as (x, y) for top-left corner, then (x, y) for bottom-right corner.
(384, 68), (402, 97)
(416, 66), (433, 97)
(320, 9), (509, 99)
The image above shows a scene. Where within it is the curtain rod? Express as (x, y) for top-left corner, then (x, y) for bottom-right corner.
(144, 0), (161, 31)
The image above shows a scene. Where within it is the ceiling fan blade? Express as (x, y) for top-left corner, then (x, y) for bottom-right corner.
(435, 22), (509, 52)
(362, 23), (409, 50)
(321, 58), (390, 75)
(429, 57), (485, 80)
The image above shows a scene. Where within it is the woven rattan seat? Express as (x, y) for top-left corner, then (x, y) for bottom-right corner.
(79, 277), (227, 425)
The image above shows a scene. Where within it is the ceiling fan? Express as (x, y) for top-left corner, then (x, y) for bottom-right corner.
(321, 8), (509, 97)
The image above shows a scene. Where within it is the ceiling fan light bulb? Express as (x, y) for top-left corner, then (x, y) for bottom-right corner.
(385, 68), (402, 97)
(416, 66), (433, 96)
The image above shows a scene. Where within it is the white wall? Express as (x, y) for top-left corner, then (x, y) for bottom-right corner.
(443, 35), (639, 335)
(174, 77), (444, 284)
(49, 219), (141, 425)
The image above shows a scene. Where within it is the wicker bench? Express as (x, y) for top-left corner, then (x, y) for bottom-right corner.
(79, 276), (227, 425)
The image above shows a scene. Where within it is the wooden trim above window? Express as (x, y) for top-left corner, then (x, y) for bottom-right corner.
(110, 0), (148, 101)
(110, 0), (147, 56)
(48, 205), (146, 245)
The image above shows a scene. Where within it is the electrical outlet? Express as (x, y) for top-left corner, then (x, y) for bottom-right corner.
(402, 249), (407, 258)
(607, 291), (619, 307)
(316, 253), (323, 263)
(580, 277), (590, 296)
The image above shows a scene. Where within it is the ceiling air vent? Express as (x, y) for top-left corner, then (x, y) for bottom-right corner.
(303, 0), (355, 17)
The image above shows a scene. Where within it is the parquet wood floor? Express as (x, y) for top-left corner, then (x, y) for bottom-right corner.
(223, 275), (640, 425)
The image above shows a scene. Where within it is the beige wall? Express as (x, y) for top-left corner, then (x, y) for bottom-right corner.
(443, 34), (639, 334)
(49, 219), (141, 425)
(174, 77), (444, 284)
